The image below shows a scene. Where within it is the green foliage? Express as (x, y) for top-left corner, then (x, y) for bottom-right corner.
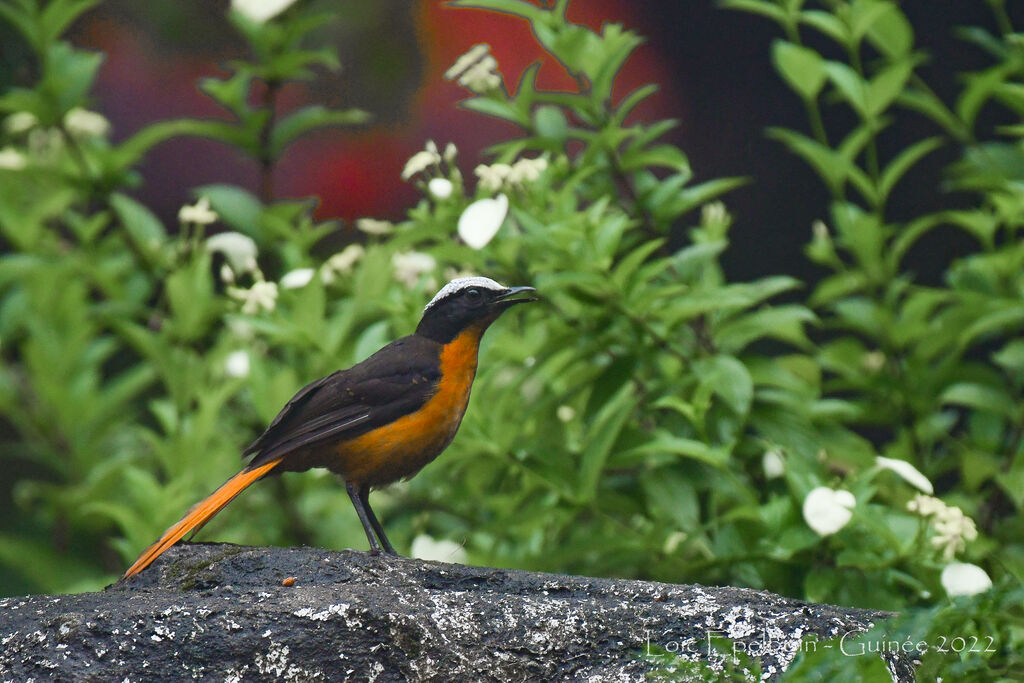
(0, 0), (1021, 679)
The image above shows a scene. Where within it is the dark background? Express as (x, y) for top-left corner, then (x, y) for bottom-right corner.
(1, 1), (1016, 284)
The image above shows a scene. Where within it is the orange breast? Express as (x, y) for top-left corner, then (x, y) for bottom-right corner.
(335, 326), (483, 486)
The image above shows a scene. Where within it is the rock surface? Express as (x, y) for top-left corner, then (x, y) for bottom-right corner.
(0, 543), (914, 681)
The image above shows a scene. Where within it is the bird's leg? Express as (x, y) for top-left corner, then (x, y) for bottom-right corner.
(346, 482), (383, 554)
(359, 486), (398, 555)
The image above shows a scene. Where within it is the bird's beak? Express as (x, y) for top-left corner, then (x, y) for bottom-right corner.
(495, 285), (537, 307)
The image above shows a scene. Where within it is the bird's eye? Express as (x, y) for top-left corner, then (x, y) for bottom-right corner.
(465, 288), (482, 302)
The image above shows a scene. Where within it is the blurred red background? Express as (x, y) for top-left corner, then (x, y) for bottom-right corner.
(45, 0), (1017, 282)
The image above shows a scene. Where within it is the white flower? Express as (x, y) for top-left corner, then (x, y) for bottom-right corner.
(280, 267), (315, 290)
(812, 220), (830, 241)
(663, 530), (686, 554)
(474, 163), (512, 192)
(322, 244), (364, 282)
(508, 157), (548, 184)
(356, 218), (394, 235)
(762, 450), (785, 479)
(392, 251), (436, 289)
(876, 456), (933, 494)
(862, 350), (885, 372)
(224, 350), (251, 378)
(0, 147), (27, 170)
(4, 112), (37, 135)
(179, 197), (218, 226)
(906, 494), (979, 560)
(443, 142), (457, 164)
(401, 142), (441, 180)
(941, 562), (992, 597)
(206, 231), (258, 275)
(231, 0), (297, 23)
(458, 194), (508, 249)
(445, 44), (490, 81)
(906, 493), (944, 516)
(228, 280), (278, 314)
(411, 534), (468, 564)
(702, 201), (728, 226)
(227, 318), (255, 339)
(428, 177), (454, 200)
(802, 486), (856, 536)
(556, 405), (576, 423)
(444, 44), (501, 93)
(64, 108), (110, 138)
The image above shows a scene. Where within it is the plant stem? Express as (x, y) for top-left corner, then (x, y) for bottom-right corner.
(258, 80), (281, 203)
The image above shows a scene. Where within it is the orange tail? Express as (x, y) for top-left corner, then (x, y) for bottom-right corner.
(122, 458), (282, 578)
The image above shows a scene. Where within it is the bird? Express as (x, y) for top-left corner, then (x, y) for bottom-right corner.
(122, 277), (536, 578)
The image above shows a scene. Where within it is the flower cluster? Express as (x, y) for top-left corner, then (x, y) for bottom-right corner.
(392, 251), (437, 289)
(401, 139), (457, 182)
(907, 494), (979, 560)
(474, 157), (548, 192)
(444, 44), (502, 94)
(0, 108), (112, 170)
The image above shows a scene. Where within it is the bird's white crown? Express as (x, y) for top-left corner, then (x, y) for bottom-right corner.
(424, 276), (505, 312)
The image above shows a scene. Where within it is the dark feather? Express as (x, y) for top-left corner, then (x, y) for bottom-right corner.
(245, 335), (441, 466)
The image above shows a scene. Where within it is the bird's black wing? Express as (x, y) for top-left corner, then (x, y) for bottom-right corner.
(244, 335), (441, 466)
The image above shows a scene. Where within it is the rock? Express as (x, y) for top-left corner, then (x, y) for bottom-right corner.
(0, 543), (914, 681)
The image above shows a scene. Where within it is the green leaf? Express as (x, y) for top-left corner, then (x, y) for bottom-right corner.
(940, 382), (1018, 421)
(591, 22), (644, 102)
(109, 193), (167, 266)
(897, 88), (969, 141)
(533, 104), (568, 143)
(993, 340), (1024, 373)
(353, 320), (390, 363)
(111, 120), (239, 176)
(612, 84), (658, 125)
(654, 177), (748, 222)
(715, 305), (817, 352)
(693, 355), (754, 416)
(194, 184), (263, 240)
(957, 63), (1015, 130)
(878, 136), (942, 200)
(957, 305), (1024, 350)
(577, 384), (635, 502)
(825, 61), (869, 118)
(199, 70), (253, 120)
(865, 2), (913, 58)
(640, 468), (699, 530)
(800, 10), (849, 45)
(772, 40), (826, 101)
(39, 0), (100, 47)
(45, 41), (104, 115)
(623, 432), (729, 469)
(164, 250), (217, 341)
(619, 143), (689, 174)
(447, 0), (546, 23)
(0, 2), (37, 51)
(268, 105), (370, 158)
(460, 96), (529, 126)
(720, 0), (790, 27)
(767, 127), (847, 195)
(866, 59), (913, 117)
(848, 0), (897, 41)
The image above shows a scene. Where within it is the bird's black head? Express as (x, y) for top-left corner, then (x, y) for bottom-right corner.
(415, 277), (537, 343)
